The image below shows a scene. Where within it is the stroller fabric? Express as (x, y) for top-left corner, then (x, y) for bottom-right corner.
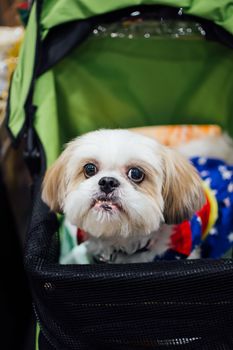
(4, 1), (233, 349)
(6, 1), (233, 167)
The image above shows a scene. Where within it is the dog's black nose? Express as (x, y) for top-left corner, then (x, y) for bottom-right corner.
(98, 177), (120, 194)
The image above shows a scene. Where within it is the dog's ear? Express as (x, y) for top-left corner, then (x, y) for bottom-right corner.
(42, 146), (72, 213)
(161, 147), (206, 224)
(42, 155), (67, 213)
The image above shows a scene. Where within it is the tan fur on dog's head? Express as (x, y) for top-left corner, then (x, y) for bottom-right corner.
(42, 129), (205, 243)
(42, 140), (78, 213)
(161, 147), (205, 224)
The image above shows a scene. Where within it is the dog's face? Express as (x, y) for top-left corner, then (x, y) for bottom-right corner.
(42, 129), (205, 240)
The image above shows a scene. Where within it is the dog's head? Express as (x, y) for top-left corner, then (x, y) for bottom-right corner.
(42, 129), (205, 239)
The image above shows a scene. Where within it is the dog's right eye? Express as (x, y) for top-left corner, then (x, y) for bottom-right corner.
(127, 167), (145, 183)
(84, 163), (98, 178)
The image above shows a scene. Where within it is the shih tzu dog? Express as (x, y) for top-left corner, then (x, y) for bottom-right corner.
(42, 129), (211, 264)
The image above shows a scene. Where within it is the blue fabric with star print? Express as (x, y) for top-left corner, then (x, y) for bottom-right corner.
(191, 157), (233, 258)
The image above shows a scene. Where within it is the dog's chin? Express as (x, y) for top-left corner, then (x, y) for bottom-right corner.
(78, 206), (162, 241)
(81, 199), (128, 238)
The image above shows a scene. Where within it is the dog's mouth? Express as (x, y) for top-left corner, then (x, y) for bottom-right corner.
(92, 196), (122, 212)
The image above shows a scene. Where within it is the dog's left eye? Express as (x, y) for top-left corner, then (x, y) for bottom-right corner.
(84, 163), (98, 178)
(127, 167), (145, 183)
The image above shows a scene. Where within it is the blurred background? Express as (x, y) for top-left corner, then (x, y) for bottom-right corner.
(0, 2), (33, 349)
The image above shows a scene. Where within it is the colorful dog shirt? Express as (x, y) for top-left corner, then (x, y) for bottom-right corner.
(162, 157), (233, 260)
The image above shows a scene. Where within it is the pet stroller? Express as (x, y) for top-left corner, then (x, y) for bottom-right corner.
(2, 0), (233, 349)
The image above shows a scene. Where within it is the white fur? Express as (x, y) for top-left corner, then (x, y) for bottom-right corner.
(177, 133), (233, 165)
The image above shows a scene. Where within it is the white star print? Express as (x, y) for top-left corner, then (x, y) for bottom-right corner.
(223, 197), (231, 207)
(228, 233), (233, 243)
(198, 157), (207, 165)
(204, 178), (211, 187)
(200, 170), (209, 177)
(228, 183), (233, 192)
(218, 165), (227, 173)
(222, 170), (232, 180)
(209, 228), (218, 235)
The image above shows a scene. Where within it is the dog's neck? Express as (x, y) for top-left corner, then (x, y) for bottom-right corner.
(78, 225), (173, 264)
(92, 238), (152, 264)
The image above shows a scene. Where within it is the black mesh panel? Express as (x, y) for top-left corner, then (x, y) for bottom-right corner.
(25, 178), (233, 349)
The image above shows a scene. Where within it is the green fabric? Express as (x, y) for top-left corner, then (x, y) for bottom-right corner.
(35, 323), (39, 350)
(33, 70), (61, 165)
(6, 0), (233, 167)
(59, 219), (76, 258)
(40, 0), (233, 38)
(8, 2), (37, 137)
(32, 34), (233, 166)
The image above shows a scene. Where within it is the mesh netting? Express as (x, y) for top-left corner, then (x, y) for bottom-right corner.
(25, 178), (233, 350)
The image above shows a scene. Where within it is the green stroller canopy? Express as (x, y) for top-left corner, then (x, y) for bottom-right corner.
(6, 0), (233, 168)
